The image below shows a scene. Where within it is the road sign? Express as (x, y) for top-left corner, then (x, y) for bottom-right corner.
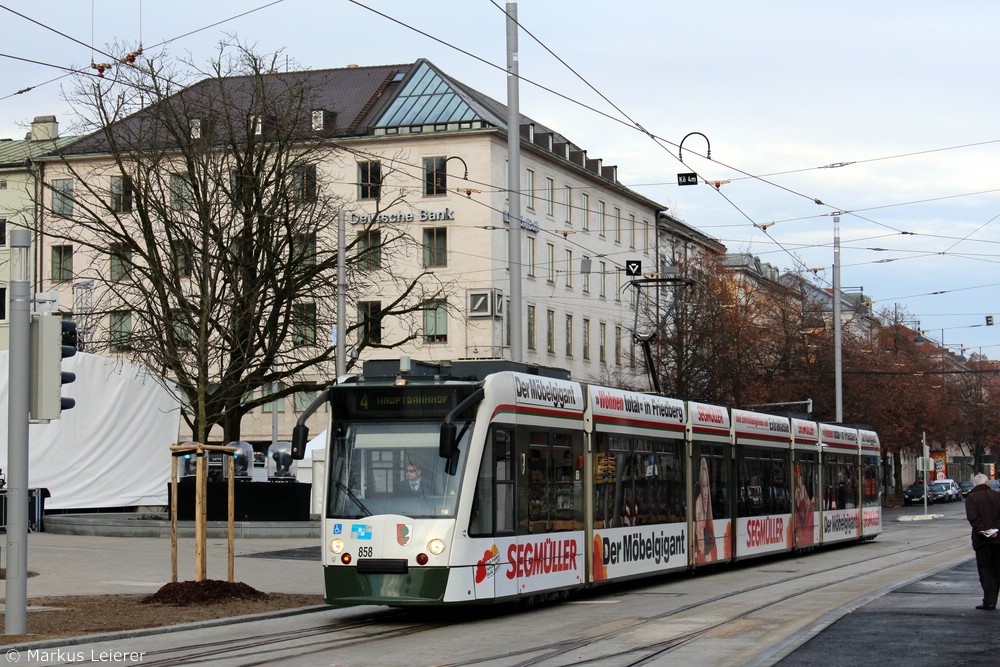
(677, 172), (698, 186)
(625, 260), (641, 277)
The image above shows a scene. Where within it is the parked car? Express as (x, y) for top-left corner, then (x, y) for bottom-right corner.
(960, 480), (975, 497)
(903, 483), (928, 506)
(928, 482), (951, 504)
(936, 479), (961, 502)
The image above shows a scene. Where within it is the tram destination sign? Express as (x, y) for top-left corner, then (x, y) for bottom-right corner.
(334, 385), (475, 421)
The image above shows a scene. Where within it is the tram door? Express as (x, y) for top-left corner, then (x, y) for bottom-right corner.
(792, 451), (819, 548)
(691, 442), (731, 565)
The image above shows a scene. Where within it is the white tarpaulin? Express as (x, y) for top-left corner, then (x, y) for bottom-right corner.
(0, 351), (181, 509)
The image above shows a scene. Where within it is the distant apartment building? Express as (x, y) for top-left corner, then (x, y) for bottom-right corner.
(32, 60), (723, 442)
(0, 116), (75, 348)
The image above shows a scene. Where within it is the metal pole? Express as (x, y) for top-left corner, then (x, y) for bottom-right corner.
(833, 215), (843, 422)
(505, 2), (523, 362)
(337, 207), (346, 376)
(6, 229), (32, 635)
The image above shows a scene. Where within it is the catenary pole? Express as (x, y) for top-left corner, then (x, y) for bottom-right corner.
(5, 229), (31, 635)
(506, 2), (523, 361)
(833, 215), (843, 422)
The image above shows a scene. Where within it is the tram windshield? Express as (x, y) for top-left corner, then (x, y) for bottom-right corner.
(327, 421), (470, 519)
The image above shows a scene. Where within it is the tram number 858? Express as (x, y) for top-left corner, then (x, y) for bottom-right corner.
(358, 546), (373, 557)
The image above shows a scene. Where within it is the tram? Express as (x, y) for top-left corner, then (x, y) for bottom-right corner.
(291, 359), (881, 606)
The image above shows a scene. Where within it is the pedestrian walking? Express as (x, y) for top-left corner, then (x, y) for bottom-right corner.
(965, 473), (1000, 610)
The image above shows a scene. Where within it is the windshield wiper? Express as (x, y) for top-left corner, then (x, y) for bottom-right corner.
(335, 479), (372, 516)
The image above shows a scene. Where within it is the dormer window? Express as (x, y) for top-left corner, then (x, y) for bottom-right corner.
(311, 110), (327, 131)
(189, 119), (202, 139)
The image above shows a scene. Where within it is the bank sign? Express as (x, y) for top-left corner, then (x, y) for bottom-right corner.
(349, 208), (456, 224)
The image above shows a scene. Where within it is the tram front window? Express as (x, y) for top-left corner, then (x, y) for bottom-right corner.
(327, 421), (469, 519)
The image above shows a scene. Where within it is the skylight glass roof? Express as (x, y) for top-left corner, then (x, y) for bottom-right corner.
(375, 62), (481, 128)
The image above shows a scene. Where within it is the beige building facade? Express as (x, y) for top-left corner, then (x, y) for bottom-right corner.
(32, 60), (722, 444)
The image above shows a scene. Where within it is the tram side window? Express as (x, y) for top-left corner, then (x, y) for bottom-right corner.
(823, 454), (858, 510)
(594, 433), (684, 528)
(737, 447), (790, 517)
(862, 455), (880, 507)
(520, 429), (583, 534)
(694, 443), (729, 520)
(470, 427), (515, 537)
(795, 453), (818, 514)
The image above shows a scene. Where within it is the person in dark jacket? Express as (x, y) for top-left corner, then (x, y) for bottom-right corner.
(965, 473), (1000, 610)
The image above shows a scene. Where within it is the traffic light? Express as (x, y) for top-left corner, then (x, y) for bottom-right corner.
(29, 314), (77, 421)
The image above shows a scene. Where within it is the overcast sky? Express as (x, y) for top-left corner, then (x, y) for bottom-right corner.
(3, 1), (998, 355)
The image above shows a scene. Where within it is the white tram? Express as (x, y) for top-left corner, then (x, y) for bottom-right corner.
(291, 360), (881, 606)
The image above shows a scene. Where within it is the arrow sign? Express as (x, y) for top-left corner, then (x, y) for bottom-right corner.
(677, 173), (698, 186)
(625, 260), (642, 277)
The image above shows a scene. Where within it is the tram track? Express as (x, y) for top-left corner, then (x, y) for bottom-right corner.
(67, 510), (967, 667)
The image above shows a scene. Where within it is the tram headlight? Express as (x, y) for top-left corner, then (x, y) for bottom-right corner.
(330, 538), (345, 554)
(427, 538), (446, 556)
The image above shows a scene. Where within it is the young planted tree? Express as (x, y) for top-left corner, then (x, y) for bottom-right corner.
(37, 42), (447, 442)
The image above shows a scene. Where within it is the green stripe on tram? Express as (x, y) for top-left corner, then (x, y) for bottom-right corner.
(325, 566), (451, 605)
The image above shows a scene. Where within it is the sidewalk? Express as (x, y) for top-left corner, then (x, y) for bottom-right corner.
(775, 557), (1000, 666)
(1, 531), (324, 599)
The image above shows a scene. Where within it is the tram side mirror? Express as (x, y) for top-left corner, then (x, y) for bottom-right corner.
(439, 422), (457, 459)
(291, 424), (309, 460)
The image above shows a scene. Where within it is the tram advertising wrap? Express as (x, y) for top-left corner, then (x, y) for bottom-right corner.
(299, 362), (882, 607)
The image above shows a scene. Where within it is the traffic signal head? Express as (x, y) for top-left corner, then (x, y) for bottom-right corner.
(29, 314), (77, 421)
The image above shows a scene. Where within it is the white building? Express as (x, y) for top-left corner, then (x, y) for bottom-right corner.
(33, 59), (723, 443)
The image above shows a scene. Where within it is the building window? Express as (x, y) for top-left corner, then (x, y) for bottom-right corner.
(109, 243), (132, 281)
(358, 161), (382, 200)
(582, 256), (591, 293)
(357, 230), (381, 270)
(546, 309), (555, 354)
(582, 318), (590, 360)
(615, 325), (623, 366)
(423, 299), (448, 343)
(359, 301), (382, 345)
(616, 269), (622, 302)
(292, 233), (317, 267)
(546, 243), (555, 283)
(170, 308), (192, 347)
(527, 305), (536, 350)
(599, 261), (607, 297)
(598, 200), (606, 236)
(0, 287), (6, 321)
(52, 178), (74, 216)
(51, 245), (73, 282)
(565, 249), (573, 288)
(293, 302), (317, 346)
(294, 164), (318, 202)
(545, 177), (554, 216)
(424, 156), (447, 195)
(170, 173), (193, 211)
(110, 175), (133, 213)
(581, 193), (590, 231)
(294, 386), (318, 412)
(643, 219), (650, 252)
(599, 322), (607, 363)
(564, 185), (573, 224)
(565, 314), (573, 357)
(423, 227), (447, 267)
(629, 214), (636, 249)
(526, 236), (536, 277)
(614, 207), (622, 243)
(262, 382), (286, 414)
(525, 169), (535, 209)
(171, 239), (194, 278)
(110, 310), (132, 351)
(0, 217), (6, 246)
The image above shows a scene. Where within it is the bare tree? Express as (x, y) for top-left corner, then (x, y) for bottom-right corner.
(37, 41), (448, 442)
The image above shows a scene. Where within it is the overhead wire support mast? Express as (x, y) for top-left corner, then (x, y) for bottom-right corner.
(630, 276), (696, 395)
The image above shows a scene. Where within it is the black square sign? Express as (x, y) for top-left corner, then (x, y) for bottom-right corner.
(677, 173), (698, 186)
(625, 260), (641, 277)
